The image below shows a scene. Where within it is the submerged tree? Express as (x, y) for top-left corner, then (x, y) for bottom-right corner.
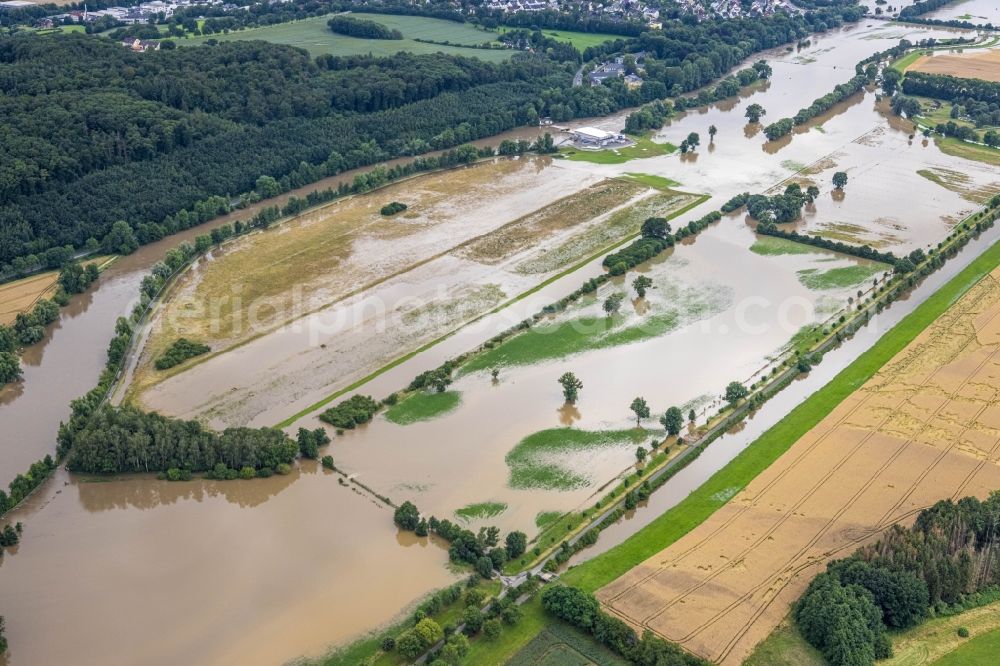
(558, 372), (583, 404)
(394, 501), (421, 531)
(832, 171), (848, 190)
(745, 103), (766, 123)
(632, 275), (653, 298)
(708, 125), (718, 141)
(630, 397), (650, 426)
(603, 292), (625, 316)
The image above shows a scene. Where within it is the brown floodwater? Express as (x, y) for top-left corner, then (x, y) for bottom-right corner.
(568, 220), (1000, 565)
(0, 464), (457, 666)
(924, 0), (1000, 23)
(1, 20), (997, 666)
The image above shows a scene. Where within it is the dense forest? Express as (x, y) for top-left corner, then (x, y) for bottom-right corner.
(0, 4), (860, 268)
(795, 493), (1000, 666)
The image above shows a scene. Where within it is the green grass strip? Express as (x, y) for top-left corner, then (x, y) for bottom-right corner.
(384, 390), (461, 425)
(561, 236), (1000, 593)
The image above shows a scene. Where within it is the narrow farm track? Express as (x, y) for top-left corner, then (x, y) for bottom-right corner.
(598, 269), (1000, 665)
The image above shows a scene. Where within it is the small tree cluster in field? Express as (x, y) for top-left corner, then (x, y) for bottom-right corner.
(380, 201), (408, 216)
(296, 427), (330, 459)
(319, 394), (379, 428)
(154, 337), (210, 370)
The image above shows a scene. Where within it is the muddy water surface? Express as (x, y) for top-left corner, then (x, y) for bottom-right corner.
(2, 20), (999, 666)
(925, 0), (1000, 22)
(0, 466), (456, 666)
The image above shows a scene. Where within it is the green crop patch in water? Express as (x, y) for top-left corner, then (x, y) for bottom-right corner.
(455, 501), (508, 522)
(535, 510), (563, 530)
(796, 263), (887, 290)
(750, 235), (825, 256)
(463, 279), (730, 374)
(620, 172), (681, 190)
(384, 390), (461, 425)
(506, 428), (649, 491)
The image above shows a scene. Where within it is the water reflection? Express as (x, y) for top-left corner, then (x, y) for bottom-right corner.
(73, 465), (309, 512)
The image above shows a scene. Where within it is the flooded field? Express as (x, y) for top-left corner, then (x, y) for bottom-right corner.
(133, 160), (701, 427)
(3, 20), (1000, 666)
(0, 466), (457, 666)
(288, 219), (890, 539)
(597, 261), (1000, 666)
(925, 0), (1000, 23)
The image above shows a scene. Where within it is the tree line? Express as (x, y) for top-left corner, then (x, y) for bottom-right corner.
(902, 71), (1000, 107)
(794, 492), (1000, 666)
(899, 0), (963, 18)
(763, 73), (867, 140)
(327, 15), (403, 40)
(756, 223), (903, 268)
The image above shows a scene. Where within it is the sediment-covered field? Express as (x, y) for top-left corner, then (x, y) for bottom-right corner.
(598, 264), (1000, 665)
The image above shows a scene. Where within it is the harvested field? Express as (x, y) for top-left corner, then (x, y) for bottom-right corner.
(909, 49), (1000, 82)
(597, 265), (1000, 665)
(0, 256), (110, 325)
(457, 179), (647, 264)
(0, 272), (59, 326)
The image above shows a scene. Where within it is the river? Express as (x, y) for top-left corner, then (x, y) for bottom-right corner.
(0, 19), (998, 666)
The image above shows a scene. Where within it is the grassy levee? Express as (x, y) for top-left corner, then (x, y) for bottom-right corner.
(273, 193), (709, 428)
(559, 235), (1000, 594)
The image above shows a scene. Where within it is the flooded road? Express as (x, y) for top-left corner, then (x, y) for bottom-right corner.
(2, 20), (999, 666)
